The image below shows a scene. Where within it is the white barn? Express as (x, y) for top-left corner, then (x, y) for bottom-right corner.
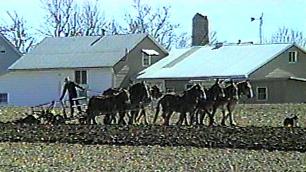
(0, 34), (167, 106)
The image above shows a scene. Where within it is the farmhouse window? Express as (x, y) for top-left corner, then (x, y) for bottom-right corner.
(257, 87), (267, 101)
(289, 51), (297, 63)
(142, 53), (151, 67)
(75, 70), (87, 84)
(0, 93), (8, 104)
(0, 46), (5, 53)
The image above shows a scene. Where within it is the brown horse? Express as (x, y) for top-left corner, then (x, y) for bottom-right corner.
(193, 79), (225, 125)
(128, 82), (152, 125)
(153, 84), (205, 125)
(86, 88), (130, 125)
(211, 79), (253, 126)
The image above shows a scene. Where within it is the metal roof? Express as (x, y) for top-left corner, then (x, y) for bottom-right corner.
(137, 43), (295, 79)
(9, 33), (166, 70)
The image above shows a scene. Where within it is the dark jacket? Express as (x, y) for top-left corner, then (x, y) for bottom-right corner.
(60, 81), (84, 100)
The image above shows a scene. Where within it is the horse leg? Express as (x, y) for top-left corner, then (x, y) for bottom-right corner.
(227, 102), (237, 126)
(199, 110), (206, 125)
(164, 111), (173, 126)
(128, 110), (136, 125)
(177, 112), (186, 125)
(208, 107), (217, 127)
(141, 108), (148, 125)
(118, 112), (126, 125)
(220, 106), (227, 126)
(190, 109), (197, 125)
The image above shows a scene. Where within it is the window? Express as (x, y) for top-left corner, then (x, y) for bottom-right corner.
(257, 87), (267, 101)
(289, 51), (298, 63)
(0, 46), (5, 53)
(0, 93), (8, 104)
(75, 70), (87, 84)
(142, 53), (151, 67)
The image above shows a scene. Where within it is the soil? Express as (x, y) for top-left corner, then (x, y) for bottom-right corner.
(0, 123), (305, 152)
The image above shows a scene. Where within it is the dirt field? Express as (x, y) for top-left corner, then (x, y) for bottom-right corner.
(0, 104), (306, 171)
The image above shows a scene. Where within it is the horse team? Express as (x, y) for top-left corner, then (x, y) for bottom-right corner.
(85, 79), (254, 126)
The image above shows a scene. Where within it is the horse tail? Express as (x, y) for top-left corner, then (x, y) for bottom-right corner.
(153, 98), (162, 124)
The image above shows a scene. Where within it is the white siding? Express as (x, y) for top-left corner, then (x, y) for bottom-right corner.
(0, 68), (112, 106)
(87, 68), (113, 97)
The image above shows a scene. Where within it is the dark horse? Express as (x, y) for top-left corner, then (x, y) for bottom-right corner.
(211, 79), (253, 126)
(193, 79), (225, 126)
(86, 88), (130, 125)
(153, 84), (205, 125)
(128, 81), (155, 125)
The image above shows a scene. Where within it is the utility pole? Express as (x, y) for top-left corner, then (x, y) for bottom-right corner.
(251, 13), (263, 44)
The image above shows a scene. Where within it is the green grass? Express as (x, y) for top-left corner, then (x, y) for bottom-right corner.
(0, 104), (306, 171)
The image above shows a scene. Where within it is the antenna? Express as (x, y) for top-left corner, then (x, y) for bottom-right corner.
(251, 13), (264, 44)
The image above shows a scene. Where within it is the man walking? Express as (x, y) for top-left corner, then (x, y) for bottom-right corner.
(60, 77), (85, 117)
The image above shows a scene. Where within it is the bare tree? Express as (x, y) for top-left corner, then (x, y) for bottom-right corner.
(271, 27), (306, 47)
(0, 11), (36, 53)
(39, 0), (107, 37)
(116, 0), (188, 49)
(39, 0), (75, 37)
(78, 2), (107, 36)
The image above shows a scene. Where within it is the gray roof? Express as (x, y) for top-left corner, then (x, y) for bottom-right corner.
(9, 33), (166, 70)
(138, 43), (299, 80)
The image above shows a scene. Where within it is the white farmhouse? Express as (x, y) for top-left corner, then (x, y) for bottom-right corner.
(0, 33), (167, 106)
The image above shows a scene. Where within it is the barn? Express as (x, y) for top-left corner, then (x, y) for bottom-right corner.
(137, 43), (306, 104)
(0, 33), (168, 106)
(137, 13), (306, 104)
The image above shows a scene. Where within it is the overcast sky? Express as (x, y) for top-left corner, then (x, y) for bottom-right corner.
(1, 0), (305, 44)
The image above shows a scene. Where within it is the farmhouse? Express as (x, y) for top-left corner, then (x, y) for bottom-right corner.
(0, 33), (22, 104)
(0, 33), (168, 106)
(137, 13), (306, 104)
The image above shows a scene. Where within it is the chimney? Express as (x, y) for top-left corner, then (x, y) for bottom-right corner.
(192, 13), (209, 46)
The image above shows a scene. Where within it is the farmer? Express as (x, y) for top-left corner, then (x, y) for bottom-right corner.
(59, 77), (85, 117)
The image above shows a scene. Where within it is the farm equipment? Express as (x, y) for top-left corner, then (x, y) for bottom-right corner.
(26, 97), (88, 125)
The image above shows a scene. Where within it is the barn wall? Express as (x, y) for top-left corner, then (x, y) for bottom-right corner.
(244, 79), (306, 104)
(250, 46), (306, 79)
(114, 36), (168, 88)
(0, 35), (21, 75)
(0, 68), (112, 106)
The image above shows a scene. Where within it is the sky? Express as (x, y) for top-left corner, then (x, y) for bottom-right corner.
(0, 0), (305, 44)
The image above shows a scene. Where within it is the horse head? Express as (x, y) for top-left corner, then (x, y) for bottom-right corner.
(224, 80), (239, 100)
(237, 80), (253, 98)
(208, 79), (225, 100)
(184, 84), (206, 102)
(150, 85), (163, 99)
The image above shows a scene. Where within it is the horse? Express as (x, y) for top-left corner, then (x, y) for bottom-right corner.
(193, 79), (225, 126)
(101, 87), (123, 124)
(86, 88), (130, 125)
(128, 82), (152, 125)
(211, 80), (239, 126)
(153, 84), (205, 126)
(211, 79), (253, 126)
